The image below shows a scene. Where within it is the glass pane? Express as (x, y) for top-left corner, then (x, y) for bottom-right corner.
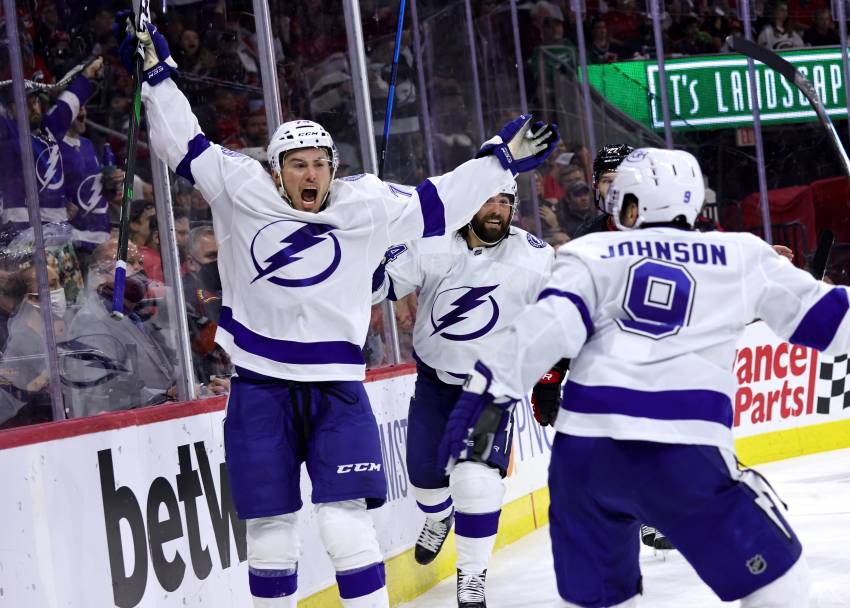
(0, 4), (194, 419)
(472, 0), (544, 239)
(157, 0), (278, 389)
(0, 8), (74, 427)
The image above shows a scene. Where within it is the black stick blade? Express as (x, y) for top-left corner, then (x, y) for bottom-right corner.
(811, 229), (835, 280)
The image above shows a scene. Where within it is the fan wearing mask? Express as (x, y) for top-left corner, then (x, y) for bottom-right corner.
(63, 238), (174, 417)
(0, 261), (67, 428)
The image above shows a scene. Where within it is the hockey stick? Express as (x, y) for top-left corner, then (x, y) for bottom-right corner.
(377, 0), (407, 180)
(112, 0), (151, 319)
(726, 36), (850, 178)
(811, 228), (835, 280)
(726, 37), (843, 278)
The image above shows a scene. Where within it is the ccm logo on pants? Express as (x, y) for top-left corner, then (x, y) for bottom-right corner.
(337, 463), (382, 474)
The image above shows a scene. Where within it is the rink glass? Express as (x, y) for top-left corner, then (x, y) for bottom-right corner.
(2, 0), (850, 429)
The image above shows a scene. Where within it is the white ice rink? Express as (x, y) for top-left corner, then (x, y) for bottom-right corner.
(401, 448), (850, 607)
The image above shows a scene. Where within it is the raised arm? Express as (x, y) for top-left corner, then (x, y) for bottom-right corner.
(380, 115), (560, 245)
(122, 24), (261, 221)
(42, 59), (99, 141)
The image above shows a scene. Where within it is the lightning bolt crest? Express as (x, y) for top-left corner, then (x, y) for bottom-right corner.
(78, 174), (104, 215)
(39, 145), (64, 190)
(252, 223), (331, 284)
(431, 285), (499, 336)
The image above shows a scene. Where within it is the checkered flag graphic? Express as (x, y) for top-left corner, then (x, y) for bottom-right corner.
(817, 354), (850, 414)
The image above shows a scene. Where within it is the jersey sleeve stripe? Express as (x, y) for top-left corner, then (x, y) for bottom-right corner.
(789, 287), (849, 351)
(386, 274), (398, 301)
(537, 288), (595, 337)
(175, 133), (211, 185)
(562, 381), (733, 427)
(219, 306), (365, 365)
(415, 179), (447, 237)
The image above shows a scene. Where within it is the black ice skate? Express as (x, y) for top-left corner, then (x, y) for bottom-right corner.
(414, 512), (454, 565)
(640, 525), (674, 550)
(653, 530), (674, 550)
(457, 568), (487, 608)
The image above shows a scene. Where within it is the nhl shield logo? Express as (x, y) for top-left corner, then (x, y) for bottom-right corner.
(249, 219), (341, 287)
(746, 554), (767, 575)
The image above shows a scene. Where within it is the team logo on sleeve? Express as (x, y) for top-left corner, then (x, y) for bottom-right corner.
(250, 219), (341, 287)
(526, 233), (546, 249)
(430, 285), (500, 341)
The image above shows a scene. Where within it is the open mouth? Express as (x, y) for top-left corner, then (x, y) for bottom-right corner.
(301, 188), (318, 208)
(485, 218), (503, 228)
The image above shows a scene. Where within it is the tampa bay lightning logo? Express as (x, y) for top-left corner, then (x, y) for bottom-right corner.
(36, 143), (64, 191)
(249, 220), (341, 287)
(430, 285), (500, 341)
(77, 174), (107, 216)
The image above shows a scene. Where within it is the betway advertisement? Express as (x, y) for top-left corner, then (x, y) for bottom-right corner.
(0, 372), (554, 607)
(3, 320), (847, 607)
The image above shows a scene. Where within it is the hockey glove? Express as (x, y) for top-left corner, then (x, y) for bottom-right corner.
(476, 114), (560, 175)
(438, 361), (514, 475)
(118, 22), (178, 85)
(531, 359), (569, 427)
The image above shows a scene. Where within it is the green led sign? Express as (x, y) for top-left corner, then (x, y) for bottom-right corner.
(585, 48), (850, 131)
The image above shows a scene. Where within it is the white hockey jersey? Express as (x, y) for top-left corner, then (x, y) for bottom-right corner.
(480, 227), (850, 451)
(373, 228), (554, 384)
(141, 79), (514, 381)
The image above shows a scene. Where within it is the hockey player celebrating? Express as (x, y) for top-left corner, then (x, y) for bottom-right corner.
(120, 23), (558, 608)
(372, 180), (554, 607)
(534, 143), (677, 551)
(440, 148), (836, 607)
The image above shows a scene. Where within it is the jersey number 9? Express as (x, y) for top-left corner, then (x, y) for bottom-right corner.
(617, 259), (696, 340)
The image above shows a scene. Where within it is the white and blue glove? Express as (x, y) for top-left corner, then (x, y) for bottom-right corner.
(438, 361), (516, 475)
(118, 21), (178, 86)
(476, 114), (560, 175)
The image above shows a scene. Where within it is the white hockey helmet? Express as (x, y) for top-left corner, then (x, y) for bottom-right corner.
(606, 148), (704, 230)
(266, 119), (340, 205)
(496, 179), (519, 210)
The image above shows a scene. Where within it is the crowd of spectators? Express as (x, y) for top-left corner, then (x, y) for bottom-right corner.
(0, 0), (846, 429)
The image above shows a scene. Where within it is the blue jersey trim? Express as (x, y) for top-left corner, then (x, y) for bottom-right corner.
(455, 510), (501, 538)
(789, 287), (849, 351)
(562, 381), (733, 427)
(175, 133), (211, 185)
(537, 288), (595, 337)
(415, 179), (446, 237)
(219, 306), (365, 366)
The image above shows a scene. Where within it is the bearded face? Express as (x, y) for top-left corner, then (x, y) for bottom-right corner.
(469, 194), (514, 244)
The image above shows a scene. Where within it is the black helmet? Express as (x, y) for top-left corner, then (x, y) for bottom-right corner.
(592, 143), (634, 211)
(592, 144), (634, 188)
